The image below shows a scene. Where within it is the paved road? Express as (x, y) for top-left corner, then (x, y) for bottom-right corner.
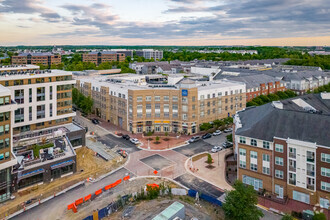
(12, 168), (133, 220)
(96, 134), (141, 154)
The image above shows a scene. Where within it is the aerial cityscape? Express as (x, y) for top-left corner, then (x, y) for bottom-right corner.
(0, 0), (329, 220)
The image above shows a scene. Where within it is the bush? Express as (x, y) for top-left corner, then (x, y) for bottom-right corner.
(200, 123), (213, 131)
(164, 132), (168, 137)
(155, 136), (160, 142)
(32, 143), (54, 158)
(281, 214), (294, 220)
(207, 154), (213, 164)
(226, 134), (233, 142)
(313, 212), (326, 220)
(147, 131), (153, 136)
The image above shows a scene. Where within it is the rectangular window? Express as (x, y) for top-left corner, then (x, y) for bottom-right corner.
(29, 88), (32, 103)
(250, 163), (257, 171)
(146, 96), (152, 101)
(137, 96), (142, 102)
(320, 198), (329, 209)
(155, 96), (160, 101)
(15, 89), (24, 104)
(37, 105), (46, 119)
(275, 170), (284, 179)
(172, 96), (178, 102)
(263, 167), (270, 175)
(164, 96), (169, 101)
(321, 181), (330, 192)
(242, 175), (263, 190)
(37, 87), (45, 101)
(275, 157), (284, 166)
(250, 139), (257, 146)
(239, 148), (246, 156)
(29, 106), (32, 121)
(50, 86), (53, 100)
(321, 153), (330, 163)
(289, 147), (296, 158)
(239, 160), (246, 168)
(263, 141), (270, 149)
(239, 137), (246, 144)
(275, 144), (284, 153)
(263, 154), (270, 162)
(321, 167), (330, 177)
(14, 108), (24, 123)
(251, 151), (257, 159)
(293, 191), (310, 204)
(50, 104), (53, 117)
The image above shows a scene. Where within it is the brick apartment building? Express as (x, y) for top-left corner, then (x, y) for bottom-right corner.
(12, 53), (61, 67)
(77, 74), (246, 134)
(0, 65), (85, 201)
(82, 51), (125, 65)
(234, 93), (330, 215)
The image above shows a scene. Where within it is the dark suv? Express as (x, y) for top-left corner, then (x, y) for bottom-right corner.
(122, 134), (130, 140)
(202, 133), (212, 139)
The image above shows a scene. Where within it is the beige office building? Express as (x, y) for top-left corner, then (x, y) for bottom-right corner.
(77, 74), (246, 134)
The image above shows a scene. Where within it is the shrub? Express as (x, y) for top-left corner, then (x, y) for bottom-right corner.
(226, 134), (233, 142)
(155, 136), (160, 142)
(200, 123), (213, 131)
(147, 131), (153, 136)
(207, 154), (213, 164)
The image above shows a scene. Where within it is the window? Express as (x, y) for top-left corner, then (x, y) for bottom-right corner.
(146, 96), (151, 101)
(5, 125), (9, 134)
(192, 96), (195, 102)
(239, 137), (246, 144)
(164, 96), (169, 101)
(242, 175), (263, 190)
(293, 191), (310, 204)
(37, 105), (45, 119)
(275, 157), (284, 166)
(182, 97), (188, 103)
(250, 163), (257, 171)
(155, 96), (160, 101)
(275, 144), (284, 153)
(250, 139), (257, 146)
(275, 185), (283, 198)
(239, 160), (246, 168)
(5, 152), (9, 159)
(289, 173), (296, 185)
(50, 86), (53, 100)
(137, 96), (142, 102)
(172, 96), (178, 102)
(29, 106), (32, 121)
(251, 151), (257, 159)
(263, 141), (270, 149)
(321, 181), (330, 192)
(239, 148), (246, 156)
(50, 104), (53, 117)
(263, 154), (270, 162)
(320, 197), (329, 209)
(321, 153), (330, 163)
(289, 147), (296, 158)
(15, 89), (24, 104)
(321, 167), (330, 177)
(37, 87), (45, 101)
(14, 108), (24, 123)
(275, 170), (284, 179)
(263, 167), (270, 175)
(182, 105), (188, 112)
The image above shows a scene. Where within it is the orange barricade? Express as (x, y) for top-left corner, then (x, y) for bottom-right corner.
(72, 204), (77, 213)
(75, 198), (84, 206)
(84, 194), (91, 201)
(123, 175), (130, 181)
(67, 203), (74, 210)
(95, 189), (102, 195)
(116, 179), (122, 184)
(105, 184), (112, 190)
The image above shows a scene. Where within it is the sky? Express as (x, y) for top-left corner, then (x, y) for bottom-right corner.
(0, 0), (330, 46)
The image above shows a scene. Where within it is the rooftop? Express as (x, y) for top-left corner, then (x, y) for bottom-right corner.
(0, 69), (72, 80)
(0, 64), (40, 71)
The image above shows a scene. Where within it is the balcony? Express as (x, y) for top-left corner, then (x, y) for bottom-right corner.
(289, 153), (296, 159)
(307, 184), (315, 191)
(289, 166), (296, 172)
(307, 170), (315, 177)
(289, 179), (296, 185)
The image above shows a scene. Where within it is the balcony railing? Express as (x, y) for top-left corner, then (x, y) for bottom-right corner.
(307, 170), (315, 177)
(289, 179), (296, 185)
(289, 166), (296, 172)
(289, 153), (296, 159)
(307, 184), (315, 191)
(307, 157), (314, 163)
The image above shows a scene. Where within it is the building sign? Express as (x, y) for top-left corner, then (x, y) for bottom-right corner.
(182, 89), (188, 96)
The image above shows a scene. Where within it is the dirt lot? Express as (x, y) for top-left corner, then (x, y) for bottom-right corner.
(0, 147), (125, 218)
(108, 195), (224, 220)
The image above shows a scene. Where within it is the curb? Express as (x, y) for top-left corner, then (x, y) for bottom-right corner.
(136, 142), (189, 152)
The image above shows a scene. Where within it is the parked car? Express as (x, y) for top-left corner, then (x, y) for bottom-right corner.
(91, 118), (99, 124)
(122, 134), (130, 140)
(188, 136), (201, 143)
(211, 146), (222, 153)
(222, 141), (233, 148)
(117, 149), (128, 158)
(130, 138), (140, 145)
(202, 133), (212, 139)
(223, 128), (233, 133)
(212, 130), (222, 136)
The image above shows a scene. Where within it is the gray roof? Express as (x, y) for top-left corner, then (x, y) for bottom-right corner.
(89, 51), (117, 55)
(236, 103), (330, 147)
(18, 52), (53, 56)
(216, 74), (282, 89)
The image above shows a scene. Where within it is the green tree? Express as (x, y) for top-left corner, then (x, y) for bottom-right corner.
(72, 88), (79, 106)
(81, 96), (93, 115)
(223, 180), (264, 220)
(155, 136), (160, 142)
(200, 123), (213, 131)
(313, 212), (326, 220)
(206, 154), (213, 165)
(281, 214), (294, 220)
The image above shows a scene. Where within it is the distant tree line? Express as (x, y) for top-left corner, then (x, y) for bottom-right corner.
(307, 82), (330, 93)
(284, 55), (330, 70)
(246, 90), (296, 107)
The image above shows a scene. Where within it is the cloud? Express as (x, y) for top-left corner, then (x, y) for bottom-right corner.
(0, 0), (62, 22)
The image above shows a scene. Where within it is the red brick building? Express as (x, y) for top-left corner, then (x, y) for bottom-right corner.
(12, 53), (61, 67)
(82, 51), (125, 66)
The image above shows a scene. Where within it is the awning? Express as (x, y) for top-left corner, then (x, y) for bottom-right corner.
(19, 168), (45, 180)
(51, 159), (75, 170)
(154, 121), (162, 124)
(163, 121), (170, 124)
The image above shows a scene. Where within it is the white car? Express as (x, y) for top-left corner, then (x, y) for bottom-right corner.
(130, 138), (140, 145)
(211, 146), (222, 153)
(224, 128), (233, 133)
(213, 130), (222, 136)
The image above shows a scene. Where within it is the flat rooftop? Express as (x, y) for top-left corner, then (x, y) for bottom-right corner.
(0, 69), (73, 80)
(0, 64), (40, 71)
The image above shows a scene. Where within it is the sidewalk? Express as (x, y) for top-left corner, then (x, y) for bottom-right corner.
(185, 149), (233, 191)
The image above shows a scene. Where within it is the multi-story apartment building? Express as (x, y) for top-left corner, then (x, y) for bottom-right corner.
(11, 53), (61, 67)
(0, 66), (85, 198)
(77, 74), (246, 134)
(110, 49), (133, 58)
(0, 64), (39, 74)
(82, 51), (125, 65)
(135, 49), (163, 60)
(234, 93), (330, 215)
(0, 86), (18, 202)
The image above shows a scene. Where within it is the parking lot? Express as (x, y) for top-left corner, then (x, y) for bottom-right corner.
(174, 133), (228, 157)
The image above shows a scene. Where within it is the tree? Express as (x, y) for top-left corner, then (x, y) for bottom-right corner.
(223, 180), (264, 220)
(72, 88), (79, 106)
(200, 123), (213, 131)
(281, 214), (294, 220)
(206, 154), (213, 165)
(155, 136), (160, 142)
(81, 96), (93, 115)
(313, 212), (326, 220)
